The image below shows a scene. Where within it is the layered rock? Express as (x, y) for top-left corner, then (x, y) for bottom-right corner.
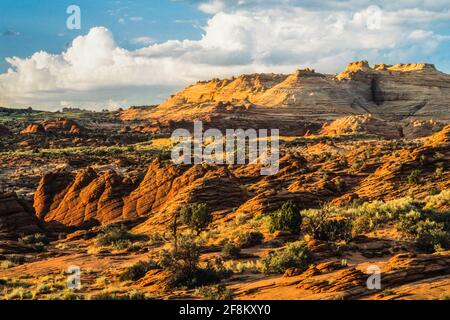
(295, 252), (450, 299)
(20, 118), (85, 135)
(320, 115), (402, 139)
(34, 160), (247, 228)
(355, 125), (450, 200)
(20, 123), (46, 134)
(402, 119), (445, 139)
(121, 61), (450, 135)
(0, 192), (42, 240)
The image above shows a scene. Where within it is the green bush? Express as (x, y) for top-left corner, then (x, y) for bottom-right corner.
(236, 231), (264, 248)
(180, 203), (213, 234)
(90, 290), (153, 300)
(19, 233), (49, 245)
(119, 260), (160, 282)
(396, 209), (450, 253)
(18, 233), (49, 251)
(396, 210), (423, 234)
(196, 285), (234, 300)
(159, 235), (228, 288)
(96, 225), (142, 247)
(407, 170), (422, 184)
(414, 220), (450, 253)
(222, 243), (241, 259)
(261, 241), (311, 274)
(302, 207), (352, 242)
(269, 201), (302, 235)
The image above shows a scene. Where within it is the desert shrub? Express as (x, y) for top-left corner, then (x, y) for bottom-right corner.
(236, 231), (264, 248)
(261, 241), (311, 274)
(196, 285), (234, 300)
(269, 201), (302, 235)
(222, 243), (241, 259)
(435, 167), (444, 178)
(414, 220), (450, 253)
(396, 210), (423, 234)
(407, 170), (422, 184)
(18, 233), (49, 251)
(396, 209), (450, 253)
(429, 187), (440, 196)
(119, 260), (160, 282)
(19, 233), (49, 245)
(159, 235), (228, 288)
(180, 203), (213, 234)
(6, 255), (27, 265)
(425, 190), (450, 210)
(335, 178), (347, 193)
(301, 207), (352, 242)
(1, 260), (17, 269)
(90, 290), (153, 300)
(348, 197), (420, 234)
(96, 225), (142, 247)
(6, 288), (33, 300)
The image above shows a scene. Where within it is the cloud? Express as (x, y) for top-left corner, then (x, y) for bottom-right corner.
(1, 1), (449, 110)
(129, 16), (144, 22)
(130, 36), (155, 46)
(1, 30), (21, 37)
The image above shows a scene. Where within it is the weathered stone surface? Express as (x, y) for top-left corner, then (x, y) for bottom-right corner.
(320, 115), (402, 139)
(0, 192), (42, 240)
(120, 61), (450, 136)
(20, 118), (85, 135)
(295, 251), (450, 299)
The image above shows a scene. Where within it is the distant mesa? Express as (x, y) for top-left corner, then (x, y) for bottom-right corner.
(119, 60), (449, 135)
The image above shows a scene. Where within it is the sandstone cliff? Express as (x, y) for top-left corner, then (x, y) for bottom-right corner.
(120, 61), (450, 135)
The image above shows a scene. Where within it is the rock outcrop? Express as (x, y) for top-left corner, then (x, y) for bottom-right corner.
(0, 192), (42, 240)
(320, 115), (402, 139)
(20, 118), (85, 135)
(34, 161), (247, 228)
(295, 252), (450, 299)
(121, 61), (450, 135)
(20, 123), (46, 134)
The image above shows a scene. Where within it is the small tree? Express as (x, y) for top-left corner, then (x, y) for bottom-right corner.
(180, 203), (213, 235)
(269, 201), (302, 235)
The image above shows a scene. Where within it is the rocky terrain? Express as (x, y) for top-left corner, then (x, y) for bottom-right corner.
(120, 61), (450, 135)
(0, 62), (449, 300)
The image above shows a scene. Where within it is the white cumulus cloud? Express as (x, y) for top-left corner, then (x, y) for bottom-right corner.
(0, 1), (449, 110)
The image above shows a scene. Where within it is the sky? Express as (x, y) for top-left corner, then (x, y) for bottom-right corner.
(0, 0), (450, 111)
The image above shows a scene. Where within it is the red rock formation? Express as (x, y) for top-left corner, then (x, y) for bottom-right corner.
(20, 118), (85, 135)
(34, 160), (247, 228)
(0, 192), (42, 240)
(320, 115), (402, 139)
(20, 124), (46, 134)
(121, 61), (450, 134)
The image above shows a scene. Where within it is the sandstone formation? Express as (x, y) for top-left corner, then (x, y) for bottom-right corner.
(20, 118), (85, 135)
(295, 252), (450, 299)
(20, 123), (46, 134)
(355, 125), (450, 200)
(403, 119), (445, 139)
(120, 61), (450, 135)
(320, 115), (402, 139)
(0, 192), (42, 240)
(34, 161), (246, 228)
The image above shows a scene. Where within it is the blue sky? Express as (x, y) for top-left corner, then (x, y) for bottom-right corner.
(0, 0), (208, 72)
(1, 0), (449, 110)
